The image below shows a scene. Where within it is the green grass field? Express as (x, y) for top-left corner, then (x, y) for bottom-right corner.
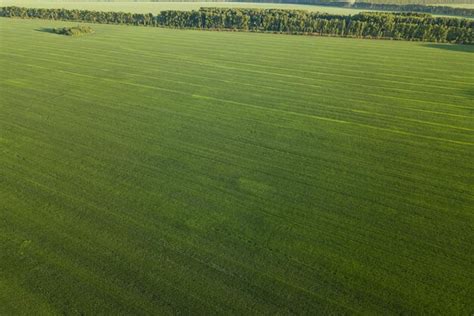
(1, 18), (473, 314)
(2, 0), (471, 18)
(0, 1), (370, 15)
(431, 3), (474, 8)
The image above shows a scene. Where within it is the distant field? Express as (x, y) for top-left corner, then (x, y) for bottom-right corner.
(0, 1), (367, 14)
(430, 2), (474, 7)
(1, 18), (474, 314)
(2, 1), (471, 17)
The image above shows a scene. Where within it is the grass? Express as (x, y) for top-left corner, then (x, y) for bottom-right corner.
(3, 0), (474, 11)
(430, 3), (474, 8)
(1, 18), (473, 314)
(0, 1), (370, 15)
(2, 1), (470, 18)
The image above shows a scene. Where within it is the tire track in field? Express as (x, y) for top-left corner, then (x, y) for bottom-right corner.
(9, 80), (474, 200)
(19, 44), (473, 107)
(2, 58), (472, 146)
(3, 151), (359, 314)
(3, 94), (470, 306)
(4, 52), (472, 128)
(20, 77), (474, 187)
(4, 91), (470, 220)
(192, 95), (474, 146)
(2, 28), (472, 86)
(4, 76), (474, 212)
(2, 17), (472, 72)
(4, 147), (468, 313)
(1, 173), (231, 314)
(3, 37), (471, 95)
(27, 24), (470, 71)
(3, 49), (473, 119)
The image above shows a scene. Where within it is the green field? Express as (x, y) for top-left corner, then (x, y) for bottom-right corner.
(0, 1), (369, 15)
(1, 18), (474, 314)
(431, 3), (474, 7)
(2, 0), (471, 18)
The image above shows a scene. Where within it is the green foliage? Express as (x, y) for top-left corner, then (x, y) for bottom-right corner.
(52, 25), (94, 36)
(1, 6), (473, 43)
(1, 18), (474, 315)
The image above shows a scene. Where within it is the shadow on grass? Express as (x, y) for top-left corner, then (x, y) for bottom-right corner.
(424, 43), (474, 53)
(35, 27), (58, 34)
(465, 88), (474, 99)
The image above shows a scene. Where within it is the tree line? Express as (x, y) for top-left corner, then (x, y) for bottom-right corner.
(1, 6), (472, 44)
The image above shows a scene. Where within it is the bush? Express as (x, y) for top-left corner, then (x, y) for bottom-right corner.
(52, 25), (94, 36)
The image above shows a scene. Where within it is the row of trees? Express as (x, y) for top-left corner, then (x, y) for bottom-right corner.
(1, 6), (472, 44)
